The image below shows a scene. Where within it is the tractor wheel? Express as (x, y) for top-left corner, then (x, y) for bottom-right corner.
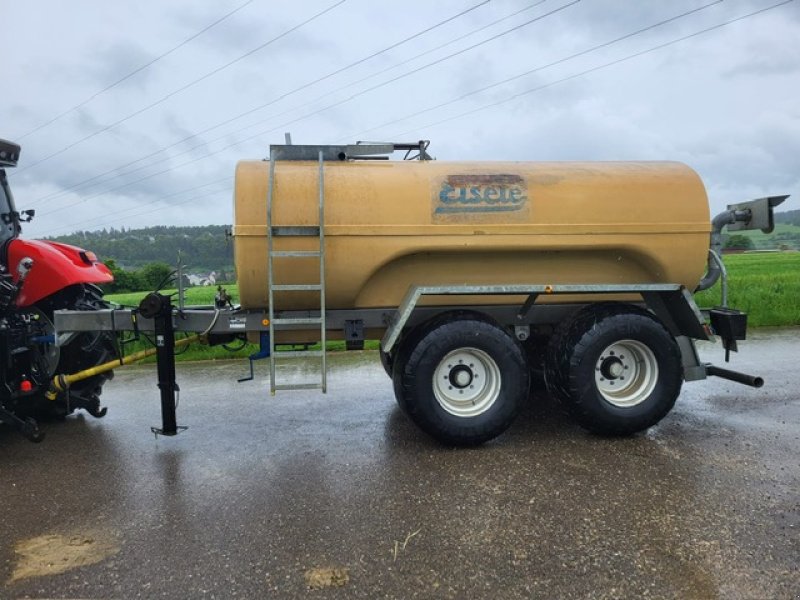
(393, 314), (529, 446)
(545, 303), (682, 436)
(35, 284), (116, 419)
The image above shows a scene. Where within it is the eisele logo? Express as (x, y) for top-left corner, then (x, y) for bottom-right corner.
(433, 174), (529, 222)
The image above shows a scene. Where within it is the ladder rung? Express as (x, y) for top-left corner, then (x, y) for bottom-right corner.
(272, 317), (323, 325)
(272, 250), (321, 258)
(273, 383), (325, 391)
(271, 284), (322, 291)
(272, 350), (324, 358)
(271, 226), (320, 236)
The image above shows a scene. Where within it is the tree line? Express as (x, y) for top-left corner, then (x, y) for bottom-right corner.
(49, 225), (234, 272)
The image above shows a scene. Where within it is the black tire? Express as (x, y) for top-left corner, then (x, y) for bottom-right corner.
(522, 332), (550, 391)
(390, 311), (480, 413)
(36, 284), (116, 419)
(545, 303), (682, 435)
(393, 315), (529, 446)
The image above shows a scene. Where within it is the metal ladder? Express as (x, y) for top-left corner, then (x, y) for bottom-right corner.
(266, 150), (327, 394)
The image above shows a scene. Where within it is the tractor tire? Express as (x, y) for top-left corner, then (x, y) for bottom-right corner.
(35, 284), (116, 419)
(545, 303), (682, 436)
(393, 313), (529, 446)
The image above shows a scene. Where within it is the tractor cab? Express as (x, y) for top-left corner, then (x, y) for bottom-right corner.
(0, 139), (22, 247)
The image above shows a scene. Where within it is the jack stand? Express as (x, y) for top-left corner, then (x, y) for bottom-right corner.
(138, 292), (186, 437)
(238, 332), (271, 382)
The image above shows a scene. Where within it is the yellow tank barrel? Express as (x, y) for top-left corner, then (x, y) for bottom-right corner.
(234, 160), (711, 314)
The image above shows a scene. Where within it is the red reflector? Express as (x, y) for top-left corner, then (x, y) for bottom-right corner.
(20, 379), (32, 392)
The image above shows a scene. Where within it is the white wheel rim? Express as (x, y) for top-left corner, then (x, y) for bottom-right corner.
(433, 347), (502, 417)
(594, 339), (658, 408)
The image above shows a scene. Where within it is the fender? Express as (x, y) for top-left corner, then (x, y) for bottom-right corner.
(7, 239), (113, 307)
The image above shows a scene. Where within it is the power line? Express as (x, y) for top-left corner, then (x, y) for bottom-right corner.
(33, 0), (624, 222)
(41, 0), (792, 235)
(351, 0), (723, 140)
(75, 185), (232, 233)
(15, 0), (347, 175)
(38, 0), (577, 215)
(30, 0), (491, 207)
(46, 178), (234, 235)
(15, 0), (256, 141)
(331, 0), (549, 97)
(389, 0), (795, 138)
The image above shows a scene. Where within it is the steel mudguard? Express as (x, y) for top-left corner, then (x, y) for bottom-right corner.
(7, 239), (113, 307)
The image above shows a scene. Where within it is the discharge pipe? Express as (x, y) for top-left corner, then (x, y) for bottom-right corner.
(696, 208), (751, 292)
(696, 195), (788, 293)
(705, 364), (764, 388)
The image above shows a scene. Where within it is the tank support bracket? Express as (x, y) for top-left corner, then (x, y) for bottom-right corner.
(381, 283), (698, 354)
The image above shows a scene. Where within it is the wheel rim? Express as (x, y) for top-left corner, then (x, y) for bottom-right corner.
(594, 339), (658, 407)
(433, 347), (502, 417)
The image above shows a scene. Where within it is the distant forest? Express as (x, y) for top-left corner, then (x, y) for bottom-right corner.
(775, 209), (800, 226)
(49, 225), (234, 274)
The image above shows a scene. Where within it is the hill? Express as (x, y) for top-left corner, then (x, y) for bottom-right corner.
(723, 209), (800, 251)
(775, 209), (800, 227)
(48, 225), (234, 273)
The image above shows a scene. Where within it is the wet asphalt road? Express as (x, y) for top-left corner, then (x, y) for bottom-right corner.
(1, 329), (798, 599)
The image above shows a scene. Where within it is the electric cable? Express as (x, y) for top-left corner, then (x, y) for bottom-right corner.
(39, 0), (578, 216)
(388, 0), (795, 138)
(350, 0), (724, 140)
(41, 0), (792, 235)
(30, 0), (491, 206)
(14, 0), (256, 141)
(15, 0), (347, 175)
(45, 178), (234, 234)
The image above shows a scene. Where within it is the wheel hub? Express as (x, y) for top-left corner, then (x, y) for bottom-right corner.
(449, 365), (474, 388)
(433, 348), (502, 417)
(594, 340), (658, 407)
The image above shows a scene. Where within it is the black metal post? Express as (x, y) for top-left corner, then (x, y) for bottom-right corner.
(138, 292), (184, 436)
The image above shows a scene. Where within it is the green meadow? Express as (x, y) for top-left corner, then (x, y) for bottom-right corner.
(694, 252), (800, 327)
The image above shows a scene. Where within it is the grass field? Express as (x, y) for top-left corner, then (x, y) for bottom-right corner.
(105, 252), (799, 363)
(694, 252), (800, 327)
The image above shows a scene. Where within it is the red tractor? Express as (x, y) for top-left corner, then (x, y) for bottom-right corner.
(0, 138), (116, 441)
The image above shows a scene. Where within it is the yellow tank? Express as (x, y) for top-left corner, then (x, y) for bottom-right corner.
(233, 159), (710, 315)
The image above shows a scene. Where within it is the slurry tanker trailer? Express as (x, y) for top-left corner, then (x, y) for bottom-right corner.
(47, 141), (785, 446)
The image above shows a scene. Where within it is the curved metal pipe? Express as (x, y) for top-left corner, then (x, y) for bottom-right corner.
(696, 209), (748, 292)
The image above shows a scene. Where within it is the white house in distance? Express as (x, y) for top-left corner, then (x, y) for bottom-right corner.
(185, 271), (217, 286)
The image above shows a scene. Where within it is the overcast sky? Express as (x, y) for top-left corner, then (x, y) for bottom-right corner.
(2, 0), (798, 237)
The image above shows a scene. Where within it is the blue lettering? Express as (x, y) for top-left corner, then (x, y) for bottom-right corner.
(437, 179), (528, 214)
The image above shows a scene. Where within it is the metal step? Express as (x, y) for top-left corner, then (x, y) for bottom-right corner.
(271, 284), (322, 291)
(273, 382), (325, 391)
(271, 226), (320, 237)
(271, 317), (323, 326)
(272, 350), (323, 358)
(272, 250), (321, 258)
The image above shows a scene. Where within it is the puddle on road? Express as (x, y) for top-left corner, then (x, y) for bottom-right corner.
(7, 530), (119, 584)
